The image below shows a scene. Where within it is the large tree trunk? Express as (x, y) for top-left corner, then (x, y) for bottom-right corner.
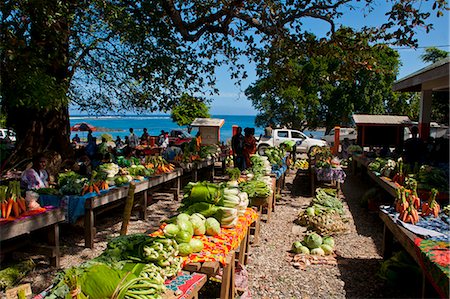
(6, 106), (72, 161)
(1, 0), (74, 166)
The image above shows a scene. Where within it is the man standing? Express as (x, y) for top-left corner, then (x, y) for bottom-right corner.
(232, 127), (245, 170)
(128, 128), (139, 149)
(264, 123), (273, 138)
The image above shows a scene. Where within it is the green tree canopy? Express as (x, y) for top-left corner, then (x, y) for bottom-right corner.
(0, 0), (446, 162)
(246, 28), (420, 133)
(420, 47), (449, 64)
(171, 94), (210, 127)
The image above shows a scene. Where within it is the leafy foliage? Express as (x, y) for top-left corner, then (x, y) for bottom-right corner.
(171, 94), (210, 127)
(246, 28), (420, 132)
(0, 0), (446, 160)
(420, 47), (449, 64)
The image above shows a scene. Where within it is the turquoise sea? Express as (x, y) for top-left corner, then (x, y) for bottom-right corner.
(69, 115), (324, 143)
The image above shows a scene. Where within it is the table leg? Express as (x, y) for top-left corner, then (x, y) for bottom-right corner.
(250, 207), (262, 245)
(193, 169), (198, 182)
(382, 224), (394, 259)
(140, 191), (148, 220)
(47, 223), (60, 267)
(220, 251), (235, 299)
(174, 177), (180, 201)
(85, 209), (95, 249)
(238, 230), (248, 265)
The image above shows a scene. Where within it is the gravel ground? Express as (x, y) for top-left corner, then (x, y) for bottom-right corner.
(3, 170), (417, 298)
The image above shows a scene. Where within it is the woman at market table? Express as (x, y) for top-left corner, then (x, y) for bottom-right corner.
(21, 155), (50, 190)
(232, 126), (245, 170)
(243, 127), (257, 168)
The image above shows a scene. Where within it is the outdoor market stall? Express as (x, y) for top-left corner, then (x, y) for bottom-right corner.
(379, 206), (449, 298)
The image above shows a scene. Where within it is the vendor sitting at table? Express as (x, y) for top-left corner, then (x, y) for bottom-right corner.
(21, 154), (50, 190)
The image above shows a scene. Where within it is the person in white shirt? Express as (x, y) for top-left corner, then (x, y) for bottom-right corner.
(128, 128), (139, 149)
(161, 132), (170, 149)
(21, 155), (50, 190)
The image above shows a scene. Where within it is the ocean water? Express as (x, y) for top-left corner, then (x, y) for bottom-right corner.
(69, 115), (323, 142)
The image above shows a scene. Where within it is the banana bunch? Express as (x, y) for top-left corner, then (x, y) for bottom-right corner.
(293, 159), (309, 170)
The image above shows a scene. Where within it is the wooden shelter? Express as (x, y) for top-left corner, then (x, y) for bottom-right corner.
(352, 114), (412, 148)
(393, 58), (449, 139)
(190, 118), (225, 145)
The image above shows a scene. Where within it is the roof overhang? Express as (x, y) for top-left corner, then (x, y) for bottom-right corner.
(190, 118), (225, 128)
(393, 58), (449, 92)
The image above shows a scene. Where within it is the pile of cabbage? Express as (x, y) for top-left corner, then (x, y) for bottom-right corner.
(178, 181), (249, 228)
(163, 213), (221, 256)
(291, 233), (335, 256)
(47, 234), (182, 298)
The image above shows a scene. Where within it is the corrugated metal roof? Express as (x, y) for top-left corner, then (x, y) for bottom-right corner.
(190, 118), (225, 127)
(352, 114), (412, 125)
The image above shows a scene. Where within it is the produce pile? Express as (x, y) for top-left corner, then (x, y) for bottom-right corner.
(37, 155), (177, 197)
(177, 181), (249, 228)
(173, 144), (221, 164)
(264, 147), (286, 166)
(0, 181), (46, 220)
(291, 233), (336, 256)
(47, 234), (182, 299)
(292, 159), (309, 170)
(295, 188), (349, 235)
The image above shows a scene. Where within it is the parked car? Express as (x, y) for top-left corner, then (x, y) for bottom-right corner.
(322, 127), (357, 145)
(0, 128), (16, 142)
(257, 128), (327, 155)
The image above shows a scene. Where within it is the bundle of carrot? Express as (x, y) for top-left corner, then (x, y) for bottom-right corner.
(422, 188), (440, 217)
(81, 181), (101, 196)
(1, 181), (27, 219)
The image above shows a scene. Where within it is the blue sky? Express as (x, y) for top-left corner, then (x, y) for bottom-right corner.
(209, 3), (449, 115)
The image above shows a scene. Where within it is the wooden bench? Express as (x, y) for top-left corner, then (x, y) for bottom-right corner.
(84, 169), (182, 248)
(0, 208), (65, 267)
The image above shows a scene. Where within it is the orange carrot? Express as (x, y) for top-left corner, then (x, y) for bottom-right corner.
(93, 184), (100, 195)
(12, 201), (20, 217)
(5, 198), (13, 218)
(17, 198), (26, 213)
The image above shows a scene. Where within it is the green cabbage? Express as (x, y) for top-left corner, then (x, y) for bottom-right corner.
(163, 224), (179, 238)
(175, 230), (192, 244)
(322, 236), (335, 248)
(178, 243), (193, 256)
(311, 247), (325, 256)
(205, 218), (221, 236)
(190, 214), (206, 235)
(306, 207), (315, 217)
(320, 244), (334, 255)
(189, 239), (204, 253)
(305, 233), (323, 249)
(177, 213), (191, 222)
(177, 219), (194, 236)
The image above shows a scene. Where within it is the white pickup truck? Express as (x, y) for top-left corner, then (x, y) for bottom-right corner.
(257, 128), (327, 155)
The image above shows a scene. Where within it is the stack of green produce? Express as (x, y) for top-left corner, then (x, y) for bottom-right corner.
(97, 163), (120, 179)
(57, 171), (87, 195)
(47, 234), (182, 299)
(117, 156), (141, 167)
(247, 155), (272, 177)
(126, 164), (155, 179)
(178, 181), (249, 228)
(296, 188), (348, 235)
(368, 158), (387, 173)
(291, 233), (335, 256)
(239, 179), (271, 199)
(264, 147), (286, 166)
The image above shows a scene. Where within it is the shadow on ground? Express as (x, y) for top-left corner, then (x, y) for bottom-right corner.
(336, 255), (421, 299)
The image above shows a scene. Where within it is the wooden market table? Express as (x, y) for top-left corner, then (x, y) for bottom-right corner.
(180, 209), (257, 299)
(379, 210), (449, 298)
(0, 208), (65, 267)
(84, 169), (182, 248)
